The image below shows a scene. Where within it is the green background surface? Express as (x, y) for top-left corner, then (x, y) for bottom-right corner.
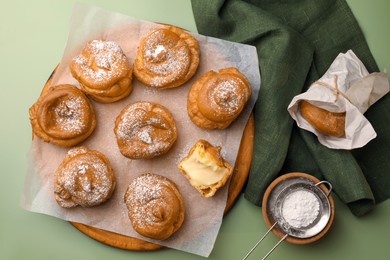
(1, 0), (389, 259)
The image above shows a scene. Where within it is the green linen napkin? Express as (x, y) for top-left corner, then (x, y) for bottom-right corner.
(191, 0), (390, 216)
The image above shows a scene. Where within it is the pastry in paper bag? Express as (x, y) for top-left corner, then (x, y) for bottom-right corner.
(288, 50), (389, 149)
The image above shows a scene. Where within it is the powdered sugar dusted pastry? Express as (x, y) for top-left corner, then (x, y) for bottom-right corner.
(178, 140), (233, 198)
(70, 40), (133, 103)
(124, 173), (185, 240)
(133, 25), (200, 89)
(188, 67), (252, 129)
(29, 84), (96, 147)
(54, 146), (116, 208)
(114, 101), (177, 159)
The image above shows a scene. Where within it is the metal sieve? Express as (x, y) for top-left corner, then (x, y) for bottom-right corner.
(243, 176), (332, 260)
(273, 181), (332, 239)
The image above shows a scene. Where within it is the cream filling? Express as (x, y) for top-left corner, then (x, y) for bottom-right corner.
(179, 148), (228, 187)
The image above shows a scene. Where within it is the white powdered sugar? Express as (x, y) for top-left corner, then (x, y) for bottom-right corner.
(140, 30), (191, 86)
(124, 173), (182, 232)
(145, 44), (166, 59)
(143, 86), (158, 95)
(59, 153), (113, 206)
(117, 107), (169, 139)
(209, 78), (243, 115)
(281, 189), (320, 229)
(77, 164), (89, 175)
(54, 96), (86, 134)
(137, 127), (153, 144)
(116, 105), (174, 155)
(73, 40), (128, 83)
(126, 174), (165, 228)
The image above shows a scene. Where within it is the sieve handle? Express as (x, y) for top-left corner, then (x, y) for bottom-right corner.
(242, 222), (277, 260)
(242, 222), (288, 260)
(262, 233), (288, 260)
(315, 180), (333, 196)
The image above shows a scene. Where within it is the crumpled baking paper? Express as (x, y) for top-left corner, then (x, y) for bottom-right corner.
(288, 50), (389, 149)
(21, 3), (260, 257)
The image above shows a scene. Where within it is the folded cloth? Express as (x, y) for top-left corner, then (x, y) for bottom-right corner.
(191, 0), (390, 216)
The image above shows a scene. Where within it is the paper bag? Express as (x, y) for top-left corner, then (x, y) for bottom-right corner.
(288, 50), (389, 149)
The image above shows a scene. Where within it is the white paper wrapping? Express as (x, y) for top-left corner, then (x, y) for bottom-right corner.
(21, 3), (261, 257)
(288, 50), (389, 149)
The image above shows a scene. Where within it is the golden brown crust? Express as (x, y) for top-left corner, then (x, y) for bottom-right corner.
(124, 173), (185, 240)
(133, 25), (200, 89)
(188, 67), (252, 129)
(29, 84), (96, 147)
(114, 102), (177, 159)
(177, 140), (233, 198)
(300, 100), (346, 137)
(70, 40), (133, 103)
(54, 146), (116, 208)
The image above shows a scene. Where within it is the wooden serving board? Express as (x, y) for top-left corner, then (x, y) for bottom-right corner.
(40, 69), (254, 251)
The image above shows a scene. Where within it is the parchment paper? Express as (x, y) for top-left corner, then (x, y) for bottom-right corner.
(288, 50), (389, 149)
(21, 3), (260, 257)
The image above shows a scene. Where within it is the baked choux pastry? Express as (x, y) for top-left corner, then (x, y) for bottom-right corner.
(133, 25), (200, 89)
(54, 146), (116, 208)
(187, 67), (252, 129)
(300, 100), (346, 137)
(114, 101), (177, 159)
(124, 173), (185, 240)
(178, 140), (233, 198)
(70, 40), (133, 103)
(29, 84), (96, 147)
